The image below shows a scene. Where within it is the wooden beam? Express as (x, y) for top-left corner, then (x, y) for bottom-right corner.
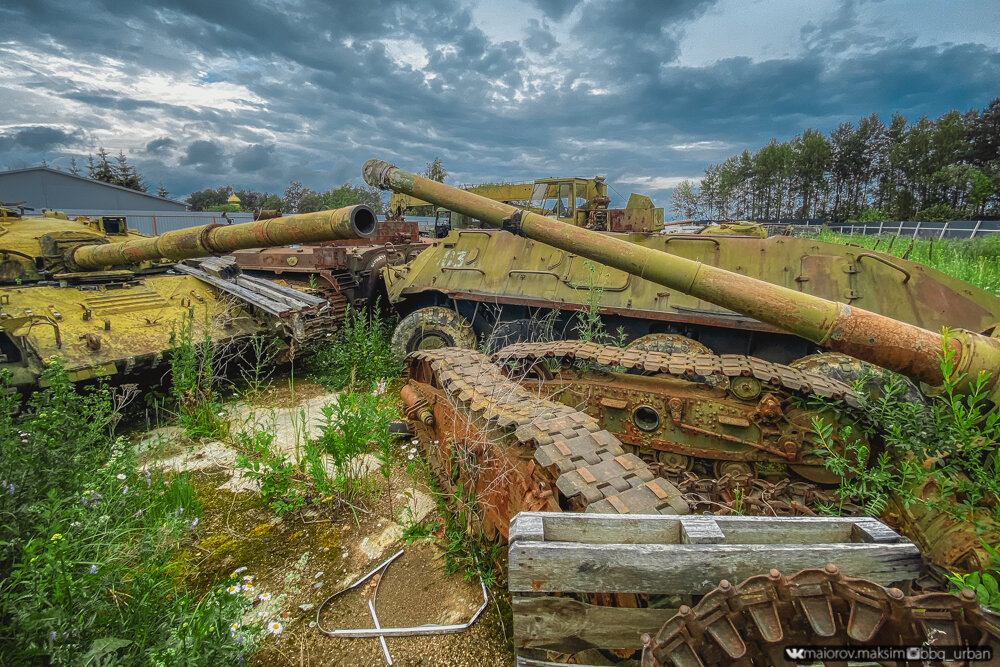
(508, 541), (921, 593)
(513, 596), (676, 654)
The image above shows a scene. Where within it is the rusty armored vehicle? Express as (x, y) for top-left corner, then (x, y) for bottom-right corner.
(230, 214), (428, 318)
(366, 159), (1000, 575)
(379, 175), (1000, 367)
(0, 205), (377, 388)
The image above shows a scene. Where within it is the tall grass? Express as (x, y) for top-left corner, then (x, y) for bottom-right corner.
(812, 229), (1000, 293)
(0, 363), (256, 665)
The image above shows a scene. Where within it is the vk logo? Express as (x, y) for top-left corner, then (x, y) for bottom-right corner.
(785, 647), (807, 660)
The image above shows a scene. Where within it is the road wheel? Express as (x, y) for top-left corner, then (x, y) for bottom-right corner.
(391, 306), (477, 359)
(790, 352), (924, 404)
(626, 333), (713, 356)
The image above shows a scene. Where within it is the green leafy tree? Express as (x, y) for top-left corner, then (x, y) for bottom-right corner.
(283, 181), (304, 213)
(423, 157), (448, 182)
(670, 180), (699, 218)
(185, 186), (231, 211)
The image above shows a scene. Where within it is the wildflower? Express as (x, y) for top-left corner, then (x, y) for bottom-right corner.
(434, 440), (439, 444)
(242, 574), (254, 582)
(217, 411), (225, 417)
(373, 378), (387, 396)
(188, 517), (199, 530)
(5, 482), (14, 495)
(258, 592), (271, 602)
(411, 439), (418, 445)
(226, 584), (241, 594)
(116, 473), (126, 480)
(182, 622), (188, 629)
(122, 486), (129, 495)
(70, 521), (81, 529)
(51, 533), (63, 542)
(268, 621), (283, 635)
(407, 454), (414, 460)
(257, 610), (269, 619)
(90, 564), (98, 575)
(410, 447), (417, 454)
(49, 631), (57, 641)
(230, 622), (240, 635)
(134, 509), (143, 518)
(232, 566), (248, 575)
(243, 582), (255, 594)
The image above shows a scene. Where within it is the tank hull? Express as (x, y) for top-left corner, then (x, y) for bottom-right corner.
(383, 228), (1000, 363)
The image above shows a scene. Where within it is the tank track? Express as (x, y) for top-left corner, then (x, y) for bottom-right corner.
(406, 342), (864, 522)
(407, 347), (690, 518)
(490, 340), (860, 407)
(641, 564), (1000, 667)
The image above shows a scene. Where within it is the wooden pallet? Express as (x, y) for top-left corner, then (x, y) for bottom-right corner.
(508, 512), (921, 658)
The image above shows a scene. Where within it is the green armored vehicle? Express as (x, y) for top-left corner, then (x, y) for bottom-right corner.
(0, 205), (377, 388)
(376, 174), (1000, 366)
(367, 158), (1000, 572)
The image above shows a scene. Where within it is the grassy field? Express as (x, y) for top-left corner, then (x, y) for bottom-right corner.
(811, 229), (1000, 294)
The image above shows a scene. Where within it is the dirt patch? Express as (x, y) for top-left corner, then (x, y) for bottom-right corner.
(154, 376), (513, 667)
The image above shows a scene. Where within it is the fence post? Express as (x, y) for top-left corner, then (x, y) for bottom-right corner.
(152, 216), (158, 235)
(897, 221), (904, 235)
(972, 220), (982, 238)
(878, 221), (884, 235)
(938, 221), (948, 240)
(912, 221), (921, 238)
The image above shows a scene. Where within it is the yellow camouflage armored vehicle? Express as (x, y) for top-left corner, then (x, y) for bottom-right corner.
(0, 205), (377, 388)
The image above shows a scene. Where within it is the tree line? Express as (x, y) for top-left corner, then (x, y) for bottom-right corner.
(184, 182), (384, 214)
(671, 98), (1000, 222)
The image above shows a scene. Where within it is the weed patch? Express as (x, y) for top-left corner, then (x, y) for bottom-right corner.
(0, 363), (255, 665)
(306, 304), (401, 392)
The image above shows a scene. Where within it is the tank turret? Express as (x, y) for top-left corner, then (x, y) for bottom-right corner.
(363, 159), (1000, 399)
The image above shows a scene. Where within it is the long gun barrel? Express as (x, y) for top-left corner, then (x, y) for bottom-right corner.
(363, 159), (1000, 396)
(71, 205), (378, 270)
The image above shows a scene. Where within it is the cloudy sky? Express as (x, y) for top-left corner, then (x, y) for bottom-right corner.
(1, 0), (998, 211)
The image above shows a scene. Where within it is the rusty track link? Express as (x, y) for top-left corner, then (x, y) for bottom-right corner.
(407, 347), (690, 519)
(641, 564), (1000, 667)
(490, 340), (860, 407)
(656, 466), (860, 517)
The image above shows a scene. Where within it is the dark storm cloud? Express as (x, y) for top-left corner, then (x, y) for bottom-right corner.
(0, 0), (997, 206)
(145, 137), (177, 154)
(180, 140), (226, 172)
(527, 0), (580, 20)
(0, 126), (81, 152)
(231, 143), (275, 173)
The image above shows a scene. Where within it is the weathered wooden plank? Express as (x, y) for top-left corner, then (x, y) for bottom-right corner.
(509, 514), (545, 543)
(513, 596), (676, 654)
(508, 541), (921, 593)
(512, 512), (905, 547)
(706, 516), (877, 545)
(514, 512), (682, 545)
(679, 516), (725, 544)
(851, 518), (902, 543)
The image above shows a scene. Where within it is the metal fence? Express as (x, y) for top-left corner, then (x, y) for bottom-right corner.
(23, 210), (255, 236)
(779, 219), (1000, 240)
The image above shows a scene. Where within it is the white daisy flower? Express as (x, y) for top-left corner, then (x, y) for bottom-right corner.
(268, 621), (283, 635)
(226, 584), (241, 594)
(258, 592), (271, 602)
